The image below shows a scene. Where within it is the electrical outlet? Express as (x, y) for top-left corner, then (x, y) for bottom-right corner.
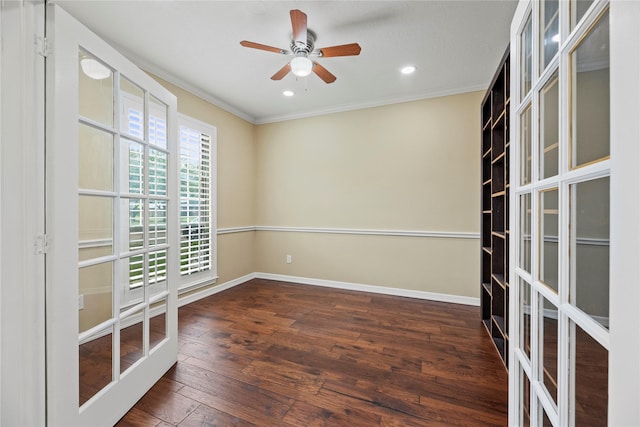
(78, 294), (84, 310)
(286, 255), (292, 264)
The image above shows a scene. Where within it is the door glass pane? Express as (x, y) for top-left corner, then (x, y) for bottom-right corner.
(120, 198), (144, 253)
(541, 296), (558, 405)
(571, 0), (595, 30)
(78, 50), (113, 126)
(521, 13), (533, 100)
(570, 177), (610, 329)
(127, 255), (144, 295)
(79, 195), (113, 243)
(79, 124), (113, 191)
(520, 105), (532, 185)
(149, 250), (167, 291)
(540, 188), (559, 292)
(121, 139), (144, 195)
(150, 298), (167, 352)
(542, 406), (553, 427)
(520, 193), (532, 272)
(520, 278), (532, 360)
(120, 310), (144, 374)
(521, 366), (531, 426)
(79, 244), (112, 262)
(570, 11), (610, 169)
(79, 327), (113, 407)
(540, 73), (559, 179)
(79, 262), (114, 333)
(149, 95), (167, 149)
(540, 0), (559, 70)
(120, 77), (145, 140)
(149, 149), (168, 196)
(149, 199), (167, 247)
(571, 321), (608, 425)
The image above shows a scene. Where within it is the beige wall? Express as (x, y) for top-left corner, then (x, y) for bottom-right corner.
(255, 92), (482, 231)
(255, 231), (479, 296)
(254, 91), (483, 297)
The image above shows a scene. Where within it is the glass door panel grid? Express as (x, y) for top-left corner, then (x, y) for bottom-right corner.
(77, 52), (170, 405)
(510, 1), (610, 426)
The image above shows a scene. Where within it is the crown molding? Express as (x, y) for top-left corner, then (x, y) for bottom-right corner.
(253, 83), (488, 124)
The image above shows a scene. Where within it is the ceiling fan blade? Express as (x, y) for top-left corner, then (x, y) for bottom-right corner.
(312, 61), (337, 84)
(318, 43), (362, 57)
(240, 40), (286, 54)
(290, 9), (308, 46)
(271, 63), (292, 80)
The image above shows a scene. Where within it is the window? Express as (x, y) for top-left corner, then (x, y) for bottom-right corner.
(119, 95), (217, 303)
(118, 89), (170, 306)
(178, 114), (217, 290)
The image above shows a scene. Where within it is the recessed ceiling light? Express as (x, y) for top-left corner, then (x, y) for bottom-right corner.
(400, 65), (417, 75)
(283, 90), (294, 97)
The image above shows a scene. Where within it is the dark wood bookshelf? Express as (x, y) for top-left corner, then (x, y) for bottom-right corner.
(480, 46), (510, 369)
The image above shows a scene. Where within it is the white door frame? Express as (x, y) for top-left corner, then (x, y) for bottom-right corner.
(608, 1), (640, 424)
(0, 0), (47, 425)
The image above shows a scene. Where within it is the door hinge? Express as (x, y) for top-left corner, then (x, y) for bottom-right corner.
(35, 234), (49, 255)
(34, 36), (51, 57)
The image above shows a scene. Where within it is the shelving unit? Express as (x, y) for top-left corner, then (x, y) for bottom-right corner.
(480, 47), (510, 369)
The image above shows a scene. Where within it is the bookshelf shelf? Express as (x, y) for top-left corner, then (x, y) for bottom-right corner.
(480, 46), (510, 369)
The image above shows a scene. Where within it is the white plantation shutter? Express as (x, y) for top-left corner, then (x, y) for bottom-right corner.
(179, 115), (217, 289)
(121, 104), (216, 298)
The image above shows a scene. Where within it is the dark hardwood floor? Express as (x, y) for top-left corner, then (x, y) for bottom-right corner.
(116, 278), (508, 426)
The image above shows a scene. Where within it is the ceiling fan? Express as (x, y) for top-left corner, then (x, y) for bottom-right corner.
(240, 9), (361, 84)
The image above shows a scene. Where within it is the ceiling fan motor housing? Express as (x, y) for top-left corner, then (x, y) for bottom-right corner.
(291, 30), (316, 56)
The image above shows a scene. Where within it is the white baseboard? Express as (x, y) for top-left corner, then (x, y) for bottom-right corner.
(177, 272), (257, 308)
(254, 272), (480, 306)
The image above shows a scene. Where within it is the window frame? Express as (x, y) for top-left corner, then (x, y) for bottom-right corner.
(177, 113), (218, 292)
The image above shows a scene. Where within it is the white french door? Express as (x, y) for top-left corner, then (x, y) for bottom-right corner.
(46, 5), (178, 426)
(509, 0), (640, 426)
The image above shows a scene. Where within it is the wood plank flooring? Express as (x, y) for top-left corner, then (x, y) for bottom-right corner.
(116, 278), (508, 426)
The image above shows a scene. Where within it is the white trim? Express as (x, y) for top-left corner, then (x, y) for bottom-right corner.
(541, 306), (609, 329)
(254, 272), (480, 306)
(217, 226), (256, 235)
(78, 238), (113, 249)
(0, 1), (47, 425)
(177, 273), (256, 307)
(218, 225), (480, 239)
(256, 226), (479, 239)
(176, 276), (219, 295)
(254, 83), (489, 125)
(609, 1), (640, 425)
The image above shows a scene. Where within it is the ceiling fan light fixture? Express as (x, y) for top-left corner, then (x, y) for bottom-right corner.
(290, 56), (313, 77)
(283, 90), (295, 97)
(80, 58), (111, 80)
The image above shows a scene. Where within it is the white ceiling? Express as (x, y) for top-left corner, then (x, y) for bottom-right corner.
(57, 0), (518, 124)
